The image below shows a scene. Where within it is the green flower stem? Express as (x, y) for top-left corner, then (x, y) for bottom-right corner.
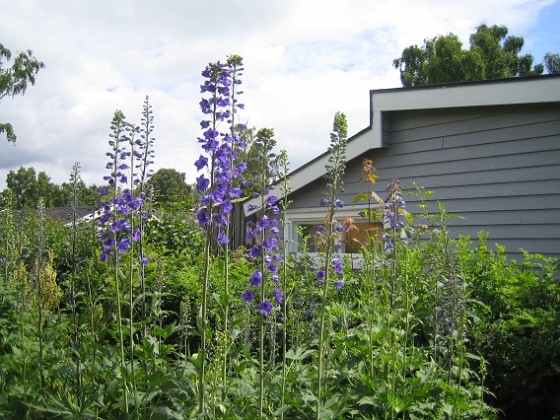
(279, 150), (290, 420)
(316, 112), (347, 419)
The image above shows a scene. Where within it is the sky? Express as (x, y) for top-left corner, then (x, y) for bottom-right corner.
(1, 0), (559, 190)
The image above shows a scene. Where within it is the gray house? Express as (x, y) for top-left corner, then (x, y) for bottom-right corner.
(244, 75), (560, 260)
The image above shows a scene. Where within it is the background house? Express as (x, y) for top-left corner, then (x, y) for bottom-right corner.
(244, 74), (560, 260)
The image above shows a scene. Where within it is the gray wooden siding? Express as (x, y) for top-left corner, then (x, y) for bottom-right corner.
(288, 103), (560, 258)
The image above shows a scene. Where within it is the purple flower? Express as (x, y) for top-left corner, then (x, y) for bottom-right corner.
(258, 216), (269, 229)
(242, 290), (255, 303)
(249, 270), (263, 287)
(217, 231), (229, 245)
(258, 300), (273, 316)
(196, 175), (210, 193)
(221, 200), (233, 214)
(334, 280), (343, 289)
(197, 209), (210, 226)
(248, 245), (261, 260)
(272, 289), (283, 304)
(228, 187), (242, 198)
(332, 258), (343, 274)
(117, 237), (131, 254)
(110, 220), (123, 233)
(262, 238), (277, 250)
(132, 230), (141, 242)
(266, 195), (279, 206)
(316, 270), (326, 280)
(141, 257), (149, 266)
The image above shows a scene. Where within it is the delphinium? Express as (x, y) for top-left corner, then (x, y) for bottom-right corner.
(314, 112), (348, 420)
(380, 179), (411, 305)
(221, 55), (245, 387)
(193, 58), (244, 415)
(382, 180), (413, 417)
(422, 202), (471, 414)
(241, 127), (282, 417)
(97, 110), (148, 414)
(277, 149), (291, 420)
(137, 96), (155, 335)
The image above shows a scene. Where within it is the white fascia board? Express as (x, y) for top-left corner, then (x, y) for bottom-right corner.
(371, 76), (560, 113)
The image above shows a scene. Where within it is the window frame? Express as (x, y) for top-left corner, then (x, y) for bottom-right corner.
(283, 205), (383, 265)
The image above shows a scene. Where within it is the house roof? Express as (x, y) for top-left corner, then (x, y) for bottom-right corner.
(243, 74), (560, 216)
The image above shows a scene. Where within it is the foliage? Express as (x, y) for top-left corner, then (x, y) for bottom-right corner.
(147, 168), (197, 209)
(393, 23), (558, 87)
(461, 238), (560, 419)
(0, 43), (44, 143)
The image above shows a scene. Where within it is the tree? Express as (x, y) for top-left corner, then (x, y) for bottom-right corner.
(0, 43), (44, 142)
(2, 166), (65, 208)
(393, 24), (556, 87)
(544, 53), (560, 74)
(146, 168), (196, 208)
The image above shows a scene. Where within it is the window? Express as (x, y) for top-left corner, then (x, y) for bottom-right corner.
(289, 209), (382, 255)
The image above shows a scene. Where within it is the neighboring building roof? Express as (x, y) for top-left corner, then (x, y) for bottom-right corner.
(46, 206), (99, 221)
(243, 74), (560, 216)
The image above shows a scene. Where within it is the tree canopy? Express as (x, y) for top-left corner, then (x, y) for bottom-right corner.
(0, 43), (44, 142)
(393, 24), (558, 87)
(146, 168), (197, 208)
(1, 166), (99, 209)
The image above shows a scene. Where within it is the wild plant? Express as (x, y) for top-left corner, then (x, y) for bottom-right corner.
(312, 111), (348, 419)
(33, 198), (47, 400)
(0, 189), (17, 282)
(67, 161), (84, 405)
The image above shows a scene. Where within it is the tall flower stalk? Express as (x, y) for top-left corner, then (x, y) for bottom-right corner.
(68, 162), (83, 406)
(242, 128), (281, 417)
(277, 149), (291, 419)
(137, 96), (155, 339)
(315, 112), (347, 419)
(35, 198), (46, 402)
(98, 110), (133, 415)
(194, 59), (242, 415)
(222, 54), (244, 386)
